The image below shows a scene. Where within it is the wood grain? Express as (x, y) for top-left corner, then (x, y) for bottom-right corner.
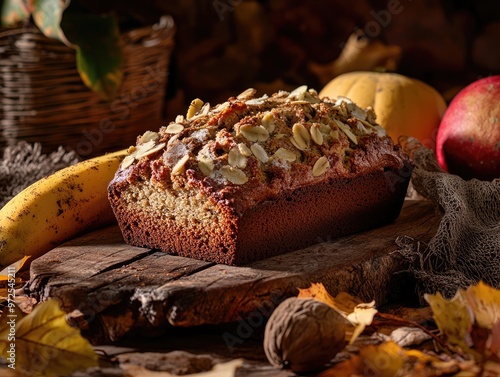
(28, 200), (441, 343)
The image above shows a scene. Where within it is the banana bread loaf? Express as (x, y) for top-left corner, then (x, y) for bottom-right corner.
(108, 86), (413, 265)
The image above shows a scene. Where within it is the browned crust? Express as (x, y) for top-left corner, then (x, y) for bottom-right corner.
(109, 162), (412, 265)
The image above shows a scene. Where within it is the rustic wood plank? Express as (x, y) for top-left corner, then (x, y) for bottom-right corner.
(28, 200), (441, 344)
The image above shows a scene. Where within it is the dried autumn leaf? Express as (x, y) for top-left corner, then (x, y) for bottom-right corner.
(424, 290), (473, 353)
(122, 359), (244, 377)
(297, 282), (338, 311)
(333, 291), (363, 314)
(0, 299), (98, 377)
(297, 283), (362, 316)
(319, 341), (404, 377)
(463, 281), (500, 330)
(0, 256), (30, 281)
(320, 341), (461, 377)
(425, 280), (500, 362)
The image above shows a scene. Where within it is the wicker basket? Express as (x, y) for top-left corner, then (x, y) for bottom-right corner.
(0, 16), (175, 158)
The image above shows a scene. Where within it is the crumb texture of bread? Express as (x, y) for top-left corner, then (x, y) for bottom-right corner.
(108, 86), (413, 265)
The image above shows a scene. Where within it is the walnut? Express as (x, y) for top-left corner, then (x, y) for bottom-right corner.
(264, 297), (347, 373)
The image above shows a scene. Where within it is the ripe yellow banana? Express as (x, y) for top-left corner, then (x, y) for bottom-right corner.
(0, 149), (127, 268)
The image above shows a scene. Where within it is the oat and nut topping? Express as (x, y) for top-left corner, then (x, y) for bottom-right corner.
(122, 86), (389, 184)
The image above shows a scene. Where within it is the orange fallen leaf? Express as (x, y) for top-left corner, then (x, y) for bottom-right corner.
(0, 256), (30, 281)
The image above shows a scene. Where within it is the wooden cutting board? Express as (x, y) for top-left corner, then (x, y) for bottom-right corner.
(28, 199), (441, 344)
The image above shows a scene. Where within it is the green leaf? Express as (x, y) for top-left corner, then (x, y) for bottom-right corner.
(31, 0), (71, 45)
(61, 12), (124, 100)
(1, 0), (30, 26)
(0, 299), (99, 377)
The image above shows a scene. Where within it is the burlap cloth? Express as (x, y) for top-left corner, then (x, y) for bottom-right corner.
(397, 138), (500, 300)
(0, 142), (79, 208)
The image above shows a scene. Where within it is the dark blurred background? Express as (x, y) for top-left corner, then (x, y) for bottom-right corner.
(82, 0), (500, 118)
(1, 0), (499, 157)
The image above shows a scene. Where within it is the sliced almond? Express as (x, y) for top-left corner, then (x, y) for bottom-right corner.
(374, 125), (387, 137)
(228, 147), (240, 167)
(138, 142), (166, 158)
(274, 147), (296, 162)
(240, 124), (269, 142)
(139, 130), (158, 144)
(167, 133), (180, 147)
(310, 124), (323, 145)
(245, 95), (268, 106)
(292, 123), (310, 150)
(290, 136), (304, 151)
(165, 123), (184, 134)
(334, 119), (358, 145)
(134, 140), (156, 158)
(261, 112), (275, 133)
(288, 85), (308, 100)
(172, 154), (190, 175)
(220, 165), (248, 185)
(198, 159), (214, 176)
(212, 101), (230, 113)
(237, 88), (257, 100)
(251, 143), (269, 163)
(189, 102), (211, 121)
(350, 104), (367, 120)
(340, 125), (358, 144)
(200, 102), (210, 115)
(303, 91), (321, 104)
(313, 156), (330, 177)
(120, 155), (135, 169)
(358, 118), (376, 130)
(238, 142), (252, 157)
(175, 115), (185, 123)
(228, 147), (248, 168)
(186, 98), (204, 119)
(356, 120), (370, 133)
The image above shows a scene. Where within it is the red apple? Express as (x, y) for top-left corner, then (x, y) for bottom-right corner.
(436, 76), (500, 180)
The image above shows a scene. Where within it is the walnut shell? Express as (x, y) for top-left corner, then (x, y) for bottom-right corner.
(264, 297), (347, 373)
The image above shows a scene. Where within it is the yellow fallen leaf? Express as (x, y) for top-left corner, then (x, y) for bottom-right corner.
(0, 299), (98, 377)
(320, 341), (460, 377)
(424, 290), (473, 353)
(332, 291), (363, 314)
(0, 256), (30, 281)
(462, 281), (500, 330)
(297, 283), (339, 311)
(297, 283), (364, 317)
(319, 341), (404, 377)
(122, 359), (244, 377)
